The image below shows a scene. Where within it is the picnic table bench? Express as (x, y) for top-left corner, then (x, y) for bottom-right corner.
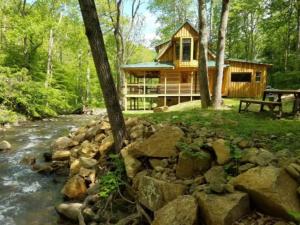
(239, 99), (283, 118)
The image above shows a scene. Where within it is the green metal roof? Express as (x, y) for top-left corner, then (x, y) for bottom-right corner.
(121, 62), (175, 70)
(226, 58), (272, 66)
(208, 61), (229, 68)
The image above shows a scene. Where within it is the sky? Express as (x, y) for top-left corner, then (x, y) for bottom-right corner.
(123, 1), (160, 48)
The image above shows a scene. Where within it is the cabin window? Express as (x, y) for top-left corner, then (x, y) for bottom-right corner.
(231, 73), (252, 82)
(181, 73), (189, 83)
(193, 40), (198, 60)
(182, 38), (191, 61)
(256, 71), (262, 82)
(175, 41), (180, 60)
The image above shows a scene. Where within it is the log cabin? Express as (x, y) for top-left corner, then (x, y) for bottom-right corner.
(122, 21), (272, 110)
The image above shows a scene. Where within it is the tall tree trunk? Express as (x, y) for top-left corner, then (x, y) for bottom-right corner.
(297, 0), (300, 51)
(78, 0), (127, 152)
(86, 50), (91, 105)
(209, 0), (214, 41)
(45, 29), (54, 88)
(198, 0), (212, 108)
(213, 0), (230, 109)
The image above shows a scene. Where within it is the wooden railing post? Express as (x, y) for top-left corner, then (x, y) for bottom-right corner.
(124, 72), (128, 111)
(190, 73), (193, 101)
(164, 75), (167, 106)
(178, 83), (181, 104)
(143, 72), (146, 111)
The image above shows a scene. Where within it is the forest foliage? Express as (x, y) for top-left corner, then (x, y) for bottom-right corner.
(1, 0), (300, 122)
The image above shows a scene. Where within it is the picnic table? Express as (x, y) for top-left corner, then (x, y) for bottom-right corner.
(261, 89), (300, 114)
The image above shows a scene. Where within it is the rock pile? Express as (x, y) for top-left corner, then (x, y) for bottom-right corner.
(35, 116), (300, 225)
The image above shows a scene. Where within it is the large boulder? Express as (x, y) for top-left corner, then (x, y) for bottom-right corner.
(121, 145), (142, 179)
(138, 175), (186, 211)
(51, 136), (75, 150)
(52, 150), (71, 161)
(128, 126), (184, 158)
(0, 140), (11, 150)
(56, 203), (82, 221)
(99, 135), (114, 156)
(241, 148), (276, 166)
(196, 191), (250, 225)
(79, 157), (98, 169)
(231, 166), (300, 221)
(204, 166), (227, 193)
(61, 175), (87, 199)
(152, 195), (198, 225)
(211, 139), (231, 165)
(176, 151), (211, 178)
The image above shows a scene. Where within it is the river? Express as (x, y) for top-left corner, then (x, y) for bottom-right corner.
(0, 115), (98, 225)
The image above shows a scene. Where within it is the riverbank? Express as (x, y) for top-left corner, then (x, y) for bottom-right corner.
(45, 113), (300, 225)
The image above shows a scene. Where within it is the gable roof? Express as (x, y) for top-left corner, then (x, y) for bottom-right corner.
(121, 62), (175, 70)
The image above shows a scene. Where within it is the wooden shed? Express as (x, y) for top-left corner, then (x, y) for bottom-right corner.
(122, 21), (271, 110)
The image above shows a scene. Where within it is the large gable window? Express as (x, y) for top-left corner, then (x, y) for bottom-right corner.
(231, 73), (252, 82)
(175, 41), (180, 60)
(182, 38), (191, 61)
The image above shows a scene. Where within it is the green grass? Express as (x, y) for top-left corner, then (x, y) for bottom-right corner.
(126, 99), (300, 153)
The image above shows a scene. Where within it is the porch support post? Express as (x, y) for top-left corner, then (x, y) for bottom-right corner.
(190, 72), (193, 101)
(178, 83), (181, 104)
(124, 72), (128, 111)
(143, 72), (146, 111)
(164, 74), (167, 106)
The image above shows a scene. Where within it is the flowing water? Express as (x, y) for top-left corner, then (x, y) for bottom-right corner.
(0, 115), (99, 225)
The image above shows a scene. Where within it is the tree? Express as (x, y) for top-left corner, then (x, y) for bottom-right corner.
(213, 0), (230, 109)
(198, 0), (212, 108)
(78, 0), (127, 152)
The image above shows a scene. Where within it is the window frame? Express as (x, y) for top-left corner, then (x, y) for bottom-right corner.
(255, 71), (262, 83)
(231, 72), (252, 83)
(182, 38), (192, 62)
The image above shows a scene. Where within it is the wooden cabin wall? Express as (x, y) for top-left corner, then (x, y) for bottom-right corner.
(227, 62), (267, 98)
(174, 24), (198, 38)
(160, 46), (173, 62)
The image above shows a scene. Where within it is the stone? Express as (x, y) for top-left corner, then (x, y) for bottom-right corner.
(0, 140), (11, 150)
(52, 150), (71, 161)
(80, 142), (98, 158)
(153, 106), (168, 113)
(241, 147), (259, 164)
(20, 154), (36, 165)
(138, 176), (186, 211)
(79, 168), (96, 184)
(95, 133), (106, 143)
(231, 166), (300, 221)
(176, 151), (211, 179)
(130, 124), (145, 140)
(204, 166), (227, 183)
(241, 148), (275, 166)
(99, 135), (114, 156)
(82, 207), (96, 222)
(121, 145), (142, 179)
(32, 163), (53, 174)
(99, 121), (111, 130)
(152, 195), (198, 225)
(149, 159), (169, 169)
(70, 159), (81, 176)
(85, 125), (102, 140)
(128, 126), (184, 158)
(285, 163), (300, 182)
(79, 157), (98, 169)
(196, 191), (250, 225)
(238, 139), (251, 149)
(238, 163), (256, 174)
(51, 136), (74, 150)
(212, 139), (231, 165)
(56, 203), (82, 221)
(73, 132), (86, 143)
(61, 175), (87, 199)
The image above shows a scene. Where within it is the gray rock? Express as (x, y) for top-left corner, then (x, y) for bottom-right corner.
(56, 203), (82, 221)
(0, 140), (11, 150)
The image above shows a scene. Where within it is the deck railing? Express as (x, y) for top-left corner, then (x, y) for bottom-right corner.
(126, 83), (200, 95)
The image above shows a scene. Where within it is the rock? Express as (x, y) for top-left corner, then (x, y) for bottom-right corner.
(51, 136), (74, 150)
(0, 140), (11, 150)
(99, 135), (114, 156)
(176, 151), (211, 179)
(196, 191), (250, 225)
(95, 133), (106, 143)
(152, 195), (198, 225)
(231, 166), (300, 221)
(79, 157), (98, 169)
(43, 152), (52, 162)
(130, 124), (144, 140)
(20, 154), (36, 165)
(121, 145), (142, 179)
(61, 175), (87, 199)
(212, 139), (231, 165)
(238, 139), (251, 149)
(153, 106), (168, 113)
(204, 166), (227, 194)
(128, 126), (184, 158)
(241, 148), (275, 166)
(32, 163), (53, 174)
(138, 176), (186, 211)
(82, 207), (96, 222)
(56, 203), (82, 221)
(99, 121), (111, 130)
(285, 163), (300, 182)
(73, 133), (86, 143)
(238, 163), (256, 174)
(149, 159), (169, 169)
(80, 142), (98, 158)
(70, 159), (81, 176)
(52, 150), (71, 161)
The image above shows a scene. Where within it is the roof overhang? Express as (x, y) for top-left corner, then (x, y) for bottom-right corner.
(121, 62), (175, 71)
